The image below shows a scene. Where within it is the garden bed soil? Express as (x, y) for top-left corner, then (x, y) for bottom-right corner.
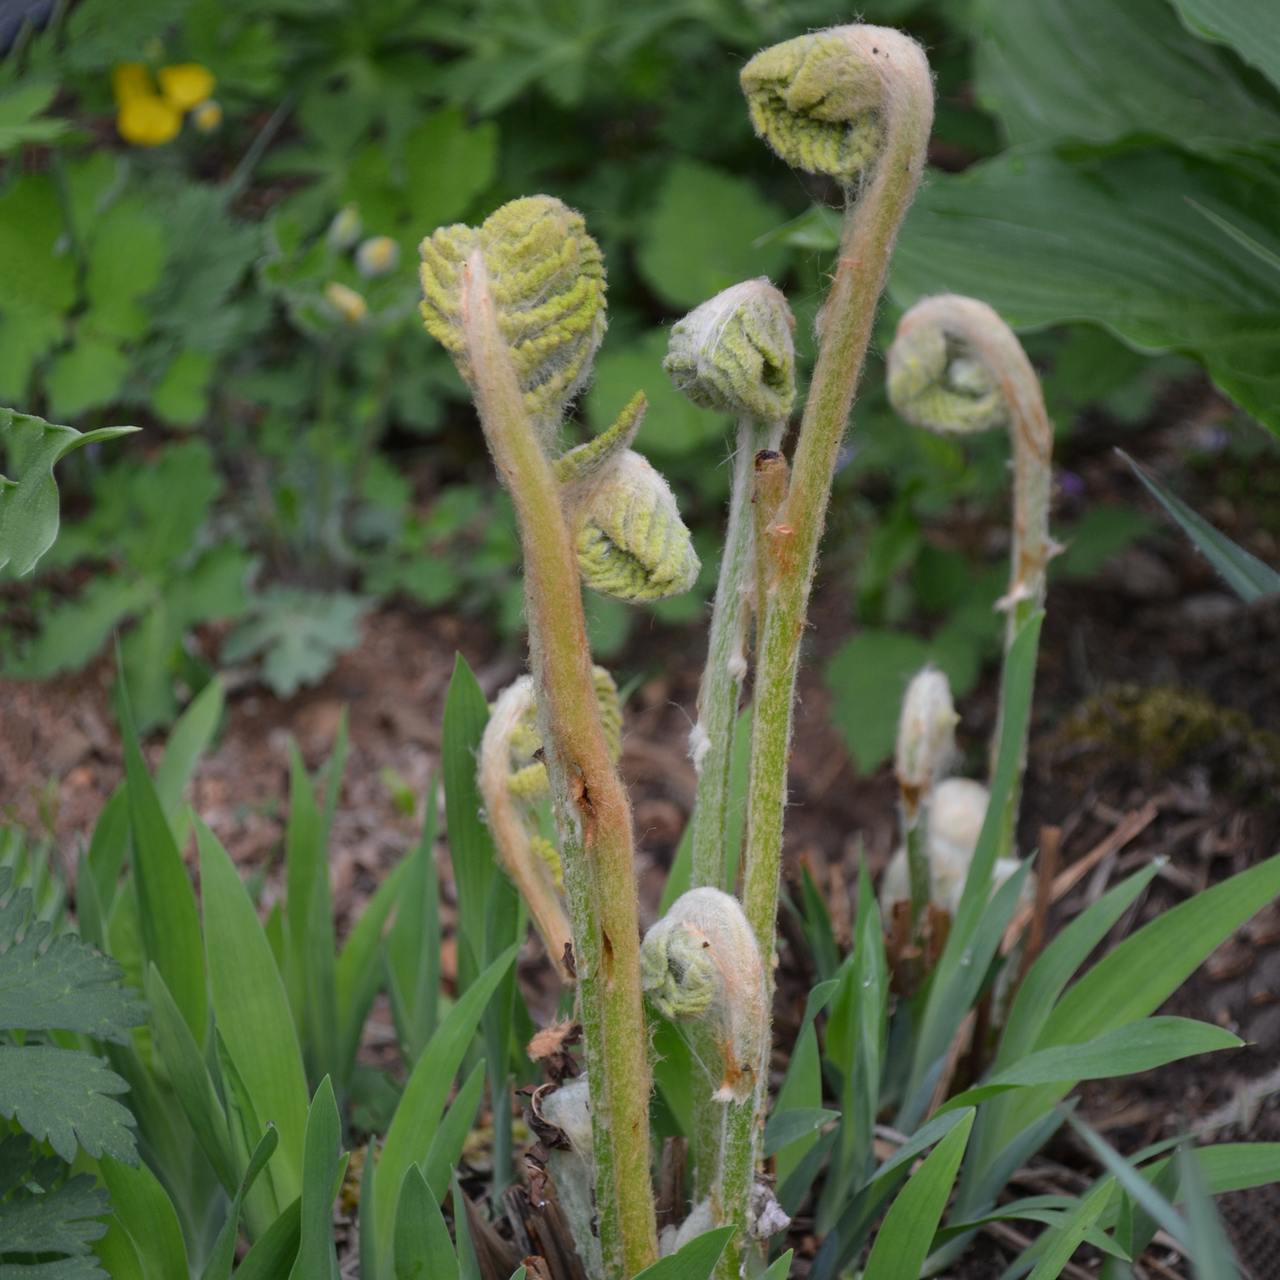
(4, 377), (1280, 1277)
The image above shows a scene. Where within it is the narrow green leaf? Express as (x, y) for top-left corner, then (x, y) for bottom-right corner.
(336, 856), (412, 1076)
(1118, 450), (1280, 601)
(147, 963), (237, 1194)
(99, 1154), (188, 1280)
(1196, 1143), (1280, 1195)
(154, 678), (224, 825)
(453, 1171), (483, 1280)
(764, 1108), (841, 1158)
(320, 706), (349, 849)
(236, 1197), (302, 1280)
(861, 1110), (974, 1280)
(201, 1124), (280, 1280)
(285, 740), (323, 1039)
(86, 784), (129, 917)
(198, 818), (310, 1208)
(123, 717), (207, 1044)
(422, 1058), (486, 1200)
(769, 979), (838, 1181)
(374, 942), (520, 1271)
(943, 1018), (1241, 1113)
(92, 1213), (145, 1280)
(360, 1135), (379, 1280)
(1026, 1177), (1114, 1280)
(394, 1164), (458, 1280)
(288, 1076), (342, 1280)
(442, 654), (496, 991)
(1177, 1145), (1242, 1280)
(632, 1226), (736, 1280)
(763, 1251), (793, 1280)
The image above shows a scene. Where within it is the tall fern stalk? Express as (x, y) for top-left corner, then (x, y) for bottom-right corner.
(887, 294), (1056, 856)
(422, 210), (661, 1278)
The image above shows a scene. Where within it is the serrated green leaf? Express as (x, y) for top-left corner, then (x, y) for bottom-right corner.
(0, 410), (138, 578)
(0, 921), (143, 1039)
(0, 83), (70, 152)
(0, 1046), (135, 1163)
(221, 588), (370, 698)
(636, 161), (789, 310)
(1118, 449), (1280, 601)
(0, 1172), (109, 1256)
(150, 349), (214, 428)
(82, 197), (167, 343)
(44, 340), (131, 421)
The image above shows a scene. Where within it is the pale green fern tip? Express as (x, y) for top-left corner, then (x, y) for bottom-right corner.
(740, 29), (884, 185)
(887, 320), (1008, 436)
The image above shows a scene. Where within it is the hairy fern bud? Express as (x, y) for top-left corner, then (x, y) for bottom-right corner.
(664, 280), (797, 423)
(641, 888), (767, 1104)
(574, 451), (700, 602)
(895, 667), (959, 808)
(419, 195), (607, 440)
(740, 26), (925, 186)
(887, 318), (1007, 435)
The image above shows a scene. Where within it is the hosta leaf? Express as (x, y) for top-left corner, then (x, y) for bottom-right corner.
(0, 1173), (109, 1256)
(0, 923), (144, 1039)
(893, 147), (1280, 435)
(974, 0), (1280, 153)
(0, 1046), (136, 1163)
(0, 410), (138, 578)
(1171, 0), (1280, 90)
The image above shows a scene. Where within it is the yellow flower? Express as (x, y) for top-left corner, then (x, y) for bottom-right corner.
(191, 100), (222, 133)
(355, 235), (400, 277)
(324, 281), (368, 324)
(111, 63), (154, 105)
(158, 63), (216, 112)
(117, 94), (181, 147)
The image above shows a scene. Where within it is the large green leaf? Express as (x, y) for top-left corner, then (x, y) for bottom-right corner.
(1171, 0), (1280, 89)
(0, 1046), (136, 1164)
(631, 1226), (736, 1280)
(1119, 450), (1280, 600)
(636, 161), (789, 310)
(0, 1171), (109, 1257)
(862, 1111), (975, 1280)
(974, 0), (1280, 152)
(82, 196), (168, 343)
(198, 819), (310, 1208)
(374, 942), (520, 1275)
(0, 410), (138, 578)
(892, 147), (1280, 435)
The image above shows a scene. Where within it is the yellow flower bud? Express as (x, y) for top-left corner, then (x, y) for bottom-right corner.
(191, 100), (222, 133)
(328, 203), (363, 250)
(420, 195), (607, 439)
(158, 63), (216, 112)
(117, 94), (182, 147)
(111, 63), (154, 106)
(664, 278), (796, 423)
(355, 235), (401, 278)
(324, 281), (368, 325)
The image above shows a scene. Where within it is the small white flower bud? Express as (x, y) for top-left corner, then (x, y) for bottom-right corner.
(895, 666), (959, 798)
(328, 202), (362, 250)
(324, 281), (367, 324)
(355, 235), (401, 277)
